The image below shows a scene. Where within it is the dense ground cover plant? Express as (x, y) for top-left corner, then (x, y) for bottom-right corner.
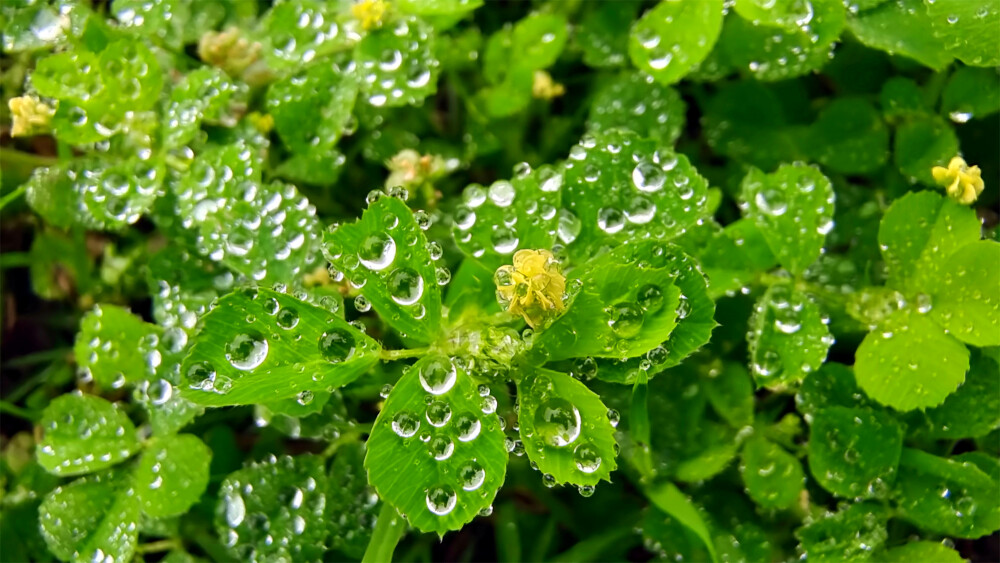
(1, 0), (999, 561)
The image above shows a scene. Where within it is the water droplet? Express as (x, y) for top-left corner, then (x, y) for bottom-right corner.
(426, 400), (452, 427)
(358, 233), (396, 271)
(276, 307), (299, 329)
(608, 302), (644, 338)
(428, 434), (454, 460)
(534, 398), (582, 447)
(318, 328), (356, 363)
(226, 331), (269, 370)
(455, 413), (481, 442)
(574, 442), (602, 473)
(425, 485), (457, 516)
(636, 284), (664, 312)
(632, 160), (666, 193)
(392, 411), (420, 438)
(387, 268), (424, 305)
(459, 461), (486, 491)
(597, 207), (625, 234)
(754, 188), (788, 216)
(419, 355), (457, 395)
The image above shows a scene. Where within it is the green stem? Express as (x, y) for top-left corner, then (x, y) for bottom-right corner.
(362, 502), (407, 563)
(0, 252), (32, 269)
(0, 185), (27, 211)
(380, 347), (428, 361)
(136, 539), (181, 554)
(0, 400), (38, 421)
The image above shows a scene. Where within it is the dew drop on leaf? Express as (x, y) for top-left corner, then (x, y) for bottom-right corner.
(418, 355), (457, 395)
(392, 411), (420, 438)
(225, 331), (269, 371)
(318, 328), (356, 363)
(425, 485), (457, 516)
(387, 267), (424, 305)
(534, 398), (582, 447)
(358, 232), (396, 271)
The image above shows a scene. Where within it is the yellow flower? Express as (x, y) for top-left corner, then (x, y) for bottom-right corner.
(352, 0), (388, 31)
(532, 70), (565, 100)
(8, 95), (55, 137)
(246, 112), (274, 134)
(495, 249), (566, 328)
(932, 156), (984, 205)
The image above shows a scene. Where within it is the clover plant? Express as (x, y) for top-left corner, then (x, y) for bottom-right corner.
(1, 0), (998, 561)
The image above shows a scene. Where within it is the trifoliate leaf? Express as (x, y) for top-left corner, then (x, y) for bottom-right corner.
(325, 196), (443, 343)
(748, 282), (832, 388)
(365, 355), (507, 534)
(855, 308), (969, 411)
(134, 434), (212, 517)
(517, 369), (618, 487)
(216, 454), (329, 561)
(37, 394), (139, 477)
(181, 287), (380, 407)
(628, 0), (724, 85)
(741, 164), (835, 275)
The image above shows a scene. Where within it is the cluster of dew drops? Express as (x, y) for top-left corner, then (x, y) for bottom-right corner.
(219, 454), (326, 561)
(359, 17), (438, 107)
(325, 186), (450, 326)
(186, 285), (369, 402)
(382, 355), (495, 519)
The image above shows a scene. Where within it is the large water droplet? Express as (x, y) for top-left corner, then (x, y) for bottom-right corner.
(459, 460), (485, 491)
(318, 328), (356, 363)
(392, 411), (420, 438)
(226, 331), (269, 370)
(636, 284), (664, 312)
(426, 400), (452, 427)
(358, 233), (396, 271)
(455, 413), (481, 442)
(428, 434), (454, 460)
(597, 207), (625, 234)
(534, 398), (582, 447)
(419, 355), (457, 395)
(574, 442), (602, 474)
(754, 188), (788, 216)
(388, 267), (424, 305)
(608, 302), (644, 338)
(632, 160), (665, 193)
(426, 485), (457, 516)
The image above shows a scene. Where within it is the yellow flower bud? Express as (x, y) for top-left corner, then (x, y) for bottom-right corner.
(247, 112), (275, 134)
(352, 0), (389, 31)
(197, 27), (262, 77)
(932, 156), (984, 205)
(495, 249), (566, 328)
(532, 70), (565, 100)
(8, 95), (55, 137)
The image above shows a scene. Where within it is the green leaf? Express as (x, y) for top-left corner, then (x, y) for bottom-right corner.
(855, 309), (969, 411)
(39, 471), (139, 563)
(266, 62), (359, 154)
(576, 2), (637, 68)
(397, 0), (483, 16)
(147, 245), (227, 338)
(848, 0), (953, 70)
(510, 12), (568, 71)
(941, 66), (1000, 122)
(37, 394), (139, 476)
(355, 16), (439, 107)
(586, 72), (687, 147)
(879, 77), (928, 121)
(98, 39), (163, 111)
(444, 259), (501, 323)
(719, 0), (845, 81)
(910, 352), (1000, 439)
(31, 50), (104, 106)
(162, 68), (247, 149)
(628, 0), (724, 85)
(172, 142), (322, 283)
(734, 0), (823, 29)
(795, 501), (890, 562)
(892, 115), (959, 184)
(533, 263), (680, 361)
(180, 287), (379, 406)
(878, 191), (981, 294)
(323, 195), (443, 343)
(748, 282), (833, 388)
(75, 304), (159, 388)
(451, 164), (561, 271)
(644, 482), (719, 563)
(365, 354), (507, 534)
(804, 97), (889, 175)
(273, 147), (347, 187)
(925, 0), (1000, 67)
(928, 241), (1000, 347)
(739, 435), (804, 510)
(517, 369), (618, 488)
(894, 448), (1000, 538)
(216, 454), (329, 560)
(561, 128), (711, 263)
(796, 362), (873, 418)
(327, 442), (380, 559)
(883, 541), (965, 563)
(807, 406), (903, 498)
(2, 2), (76, 52)
(134, 434), (212, 517)
(704, 363), (754, 429)
(254, 0), (347, 73)
(741, 164), (835, 275)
